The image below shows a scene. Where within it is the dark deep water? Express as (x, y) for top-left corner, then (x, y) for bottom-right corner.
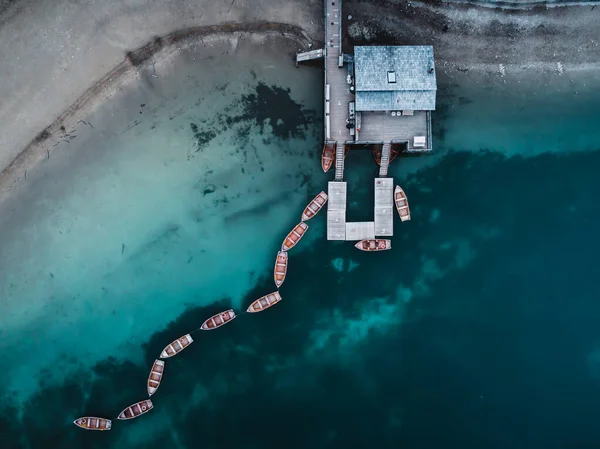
(3, 51), (600, 449)
(4, 147), (600, 449)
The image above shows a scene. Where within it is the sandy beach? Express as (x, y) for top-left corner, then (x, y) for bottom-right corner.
(1, 0), (600, 198)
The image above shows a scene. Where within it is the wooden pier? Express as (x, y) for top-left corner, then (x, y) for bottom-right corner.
(374, 178), (394, 236)
(296, 0), (437, 241)
(327, 181), (347, 240)
(324, 0), (353, 181)
(296, 48), (324, 66)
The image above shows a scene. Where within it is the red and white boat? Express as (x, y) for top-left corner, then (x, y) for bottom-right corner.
(321, 143), (335, 172)
(201, 309), (236, 330)
(160, 334), (193, 359)
(274, 251), (288, 288)
(73, 417), (111, 431)
(355, 239), (392, 252)
(394, 186), (410, 221)
(247, 291), (282, 313)
(117, 400), (153, 420)
(147, 360), (165, 396)
(302, 191), (328, 221)
(281, 222), (308, 251)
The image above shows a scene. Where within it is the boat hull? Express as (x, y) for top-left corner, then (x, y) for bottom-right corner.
(301, 191), (328, 221)
(394, 186), (411, 222)
(354, 239), (392, 252)
(73, 417), (112, 431)
(118, 400), (153, 420)
(201, 309), (236, 330)
(281, 222), (308, 251)
(147, 359), (165, 396)
(160, 334), (193, 359)
(274, 251), (288, 288)
(247, 292), (282, 313)
(321, 143), (335, 172)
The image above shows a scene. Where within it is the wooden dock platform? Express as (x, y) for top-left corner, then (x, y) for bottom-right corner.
(374, 178), (394, 236)
(346, 222), (375, 241)
(296, 48), (324, 66)
(327, 181), (347, 240)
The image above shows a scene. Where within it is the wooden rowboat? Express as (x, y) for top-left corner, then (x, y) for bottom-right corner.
(73, 417), (111, 431)
(247, 291), (282, 313)
(147, 359), (165, 396)
(394, 186), (410, 222)
(118, 399), (153, 420)
(201, 309), (236, 330)
(160, 334), (193, 359)
(321, 143), (335, 172)
(274, 251), (288, 288)
(355, 239), (392, 252)
(281, 222), (308, 251)
(302, 191), (328, 222)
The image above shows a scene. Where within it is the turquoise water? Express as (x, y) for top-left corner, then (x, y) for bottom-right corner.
(2, 37), (600, 448)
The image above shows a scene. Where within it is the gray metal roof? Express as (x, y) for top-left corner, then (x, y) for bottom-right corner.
(356, 91), (436, 111)
(354, 46), (437, 111)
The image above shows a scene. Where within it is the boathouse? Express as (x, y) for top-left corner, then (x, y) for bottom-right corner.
(352, 46), (436, 152)
(296, 0), (436, 241)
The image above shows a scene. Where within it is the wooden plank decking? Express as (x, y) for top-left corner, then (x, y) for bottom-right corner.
(357, 111), (428, 148)
(374, 178), (394, 236)
(327, 181), (347, 240)
(325, 0), (353, 179)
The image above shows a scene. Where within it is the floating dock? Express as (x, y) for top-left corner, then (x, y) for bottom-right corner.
(327, 181), (347, 240)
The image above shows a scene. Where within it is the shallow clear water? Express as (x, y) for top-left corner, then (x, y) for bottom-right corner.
(2, 37), (600, 449)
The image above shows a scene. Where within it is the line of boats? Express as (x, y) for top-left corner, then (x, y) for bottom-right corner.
(73, 192), (328, 431)
(73, 185), (410, 431)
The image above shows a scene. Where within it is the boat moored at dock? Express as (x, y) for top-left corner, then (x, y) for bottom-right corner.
(247, 292), (282, 313)
(73, 417), (112, 431)
(321, 143), (335, 172)
(274, 251), (288, 288)
(201, 309), (236, 330)
(302, 191), (328, 221)
(160, 334), (193, 358)
(355, 239), (391, 252)
(394, 186), (410, 221)
(147, 360), (165, 396)
(281, 222), (308, 251)
(118, 400), (153, 420)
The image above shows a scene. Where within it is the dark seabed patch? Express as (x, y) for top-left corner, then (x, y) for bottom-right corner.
(187, 82), (317, 156)
(3, 149), (600, 449)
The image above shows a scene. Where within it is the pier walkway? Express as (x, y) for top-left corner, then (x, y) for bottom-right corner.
(379, 143), (391, 177)
(325, 0), (353, 177)
(335, 142), (345, 180)
(298, 0), (397, 241)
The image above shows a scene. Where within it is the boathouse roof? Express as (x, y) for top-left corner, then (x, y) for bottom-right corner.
(354, 46), (437, 111)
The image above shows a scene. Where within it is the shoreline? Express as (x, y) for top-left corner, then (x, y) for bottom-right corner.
(0, 22), (313, 199)
(1, 0), (600, 200)
(441, 0), (600, 9)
